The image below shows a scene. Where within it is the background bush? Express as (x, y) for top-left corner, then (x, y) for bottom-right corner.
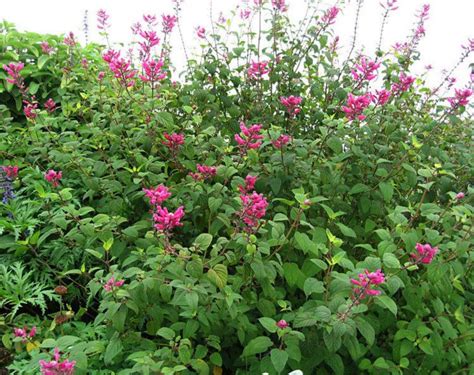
(0, 2), (473, 374)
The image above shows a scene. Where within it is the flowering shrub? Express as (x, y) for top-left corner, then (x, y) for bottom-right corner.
(0, 2), (473, 374)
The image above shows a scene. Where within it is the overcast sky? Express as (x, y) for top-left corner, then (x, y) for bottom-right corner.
(2, 0), (473, 88)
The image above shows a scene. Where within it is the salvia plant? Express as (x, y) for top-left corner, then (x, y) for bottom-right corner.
(0, 0), (473, 373)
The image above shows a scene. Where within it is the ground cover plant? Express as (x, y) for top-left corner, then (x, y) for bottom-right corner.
(0, 0), (473, 373)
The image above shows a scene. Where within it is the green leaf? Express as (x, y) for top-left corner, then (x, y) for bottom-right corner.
(383, 253), (400, 268)
(376, 295), (397, 316)
(349, 183), (369, 195)
(258, 317), (277, 333)
(37, 55), (50, 69)
(303, 277), (325, 296)
(194, 233), (213, 250)
(336, 223), (356, 238)
(294, 232), (317, 254)
(355, 317), (375, 346)
(157, 327), (176, 340)
(242, 336), (273, 357)
(207, 264), (227, 289)
(155, 112), (174, 128)
(271, 349), (288, 373)
(379, 181), (394, 202)
(104, 334), (122, 365)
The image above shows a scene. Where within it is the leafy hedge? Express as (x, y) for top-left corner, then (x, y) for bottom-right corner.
(0, 2), (473, 374)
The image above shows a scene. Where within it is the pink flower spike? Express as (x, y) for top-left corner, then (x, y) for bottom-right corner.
(391, 72), (415, 93)
(272, 134), (291, 149)
(350, 269), (385, 300)
(276, 319), (289, 329)
(153, 206), (185, 233)
(143, 14), (158, 27)
(196, 164), (217, 180)
(239, 175), (258, 194)
(44, 98), (57, 113)
(239, 191), (268, 231)
(23, 100), (38, 120)
(235, 122), (264, 155)
(280, 96), (302, 116)
(411, 243), (438, 265)
(143, 185), (171, 206)
(447, 88), (472, 109)
(247, 60), (270, 79)
(44, 169), (62, 188)
(351, 57), (381, 82)
(455, 192), (465, 200)
(40, 41), (54, 55)
(97, 9), (110, 30)
(2, 166), (19, 179)
(240, 9), (251, 20)
(196, 26), (206, 39)
(272, 0), (287, 12)
(163, 132), (185, 155)
(63, 32), (76, 47)
(29, 326), (37, 338)
(39, 348), (76, 375)
(162, 15), (177, 34)
(342, 93), (372, 121)
(140, 59), (166, 83)
(3, 62), (24, 86)
(374, 89), (391, 106)
(321, 6), (340, 26)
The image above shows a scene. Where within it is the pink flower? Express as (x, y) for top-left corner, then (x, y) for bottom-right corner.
(153, 206), (185, 233)
(29, 326), (37, 338)
(411, 243), (438, 265)
(341, 93), (372, 121)
(2, 166), (19, 179)
(272, 0), (287, 12)
(3, 62), (24, 86)
(162, 132), (185, 155)
(23, 100), (38, 120)
(131, 22), (142, 35)
(39, 348), (76, 375)
(44, 98), (57, 113)
(276, 319), (289, 329)
(321, 6), (340, 26)
(196, 164), (217, 179)
(239, 191), (268, 231)
(45, 170), (62, 188)
(234, 122), (264, 155)
(41, 41), (54, 54)
(143, 14), (158, 27)
(143, 185), (171, 206)
(350, 269), (385, 299)
(140, 59), (166, 83)
(97, 9), (110, 30)
(391, 72), (415, 93)
(447, 88), (472, 109)
(196, 26), (206, 39)
(81, 58), (88, 68)
(247, 61), (270, 79)
(104, 51), (136, 87)
(280, 96), (302, 116)
(162, 15), (177, 34)
(373, 89), (391, 106)
(455, 192), (465, 200)
(351, 57), (381, 82)
(138, 30), (160, 58)
(272, 134), (291, 149)
(239, 175), (258, 194)
(240, 9), (251, 20)
(381, 0), (398, 11)
(63, 32), (76, 47)
(13, 328), (27, 339)
(98, 71), (105, 81)
(104, 277), (125, 292)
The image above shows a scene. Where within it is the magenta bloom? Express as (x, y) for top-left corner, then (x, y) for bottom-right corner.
(373, 89), (391, 106)
(276, 319), (289, 329)
(97, 9), (110, 30)
(39, 348), (76, 375)
(381, 0), (398, 11)
(131, 22), (142, 35)
(280, 96), (302, 116)
(196, 164), (217, 180)
(342, 93), (372, 121)
(321, 6), (340, 26)
(153, 206), (185, 232)
(234, 122), (264, 155)
(411, 243), (438, 265)
(98, 71), (105, 81)
(247, 60), (270, 79)
(240, 9), (251, 20)
(14, 326), (36, 343)
(63, 32), (76, 47)
(143, 185), (171, 206)
(44, 98), (57, 113)
(44, 170), (62, 188)
(104, 51), (136, 88)
(272, 134), (291, 149)
(391, 72), (415, 93)
(41, 41), (54, 55)
(455, 192), (465, 200)
(163, 132), (185, 155)
(271, 0), (287, 12)
(447, 88), (472, 109)
(239, 175), (258, 194)
(104, 277), (125, 292)
(196, 26), (206, 39)
(140, 59), (166, 83)
(162, 15), (177, 34)
(3, 62), (24, 86)
(138, 30), (160, 58)
(143, 14), (158, 27)
(351, 57), (381, 82)
(2, 166), (19, 179)
(350, 269), (385, 299)
(239, 191), (269, 231)
(23, 100), (38, 120)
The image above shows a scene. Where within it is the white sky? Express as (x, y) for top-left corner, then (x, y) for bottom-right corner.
(2, 0), (473, 88)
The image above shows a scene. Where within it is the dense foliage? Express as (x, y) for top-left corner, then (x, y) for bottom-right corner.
(0, 1), (473, 374)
